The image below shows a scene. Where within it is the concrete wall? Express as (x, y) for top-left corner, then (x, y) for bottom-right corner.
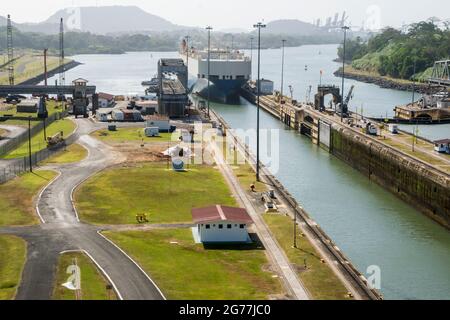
(330, 125), (450, 229)
(199, 221), (249, 243)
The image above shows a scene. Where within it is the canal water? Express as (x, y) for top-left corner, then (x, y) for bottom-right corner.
(47, 45), (450, 300)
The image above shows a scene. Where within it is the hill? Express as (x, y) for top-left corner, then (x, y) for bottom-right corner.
(264, 19), (325, 36)
(2, 6), (184, 35)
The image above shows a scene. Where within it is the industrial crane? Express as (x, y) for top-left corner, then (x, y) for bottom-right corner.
(337, 84), (355, 117)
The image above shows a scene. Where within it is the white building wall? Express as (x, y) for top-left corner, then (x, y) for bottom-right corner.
(145, 120), (170, 131)
(199, 220), (249, 243)
(185, 56), (251, 80)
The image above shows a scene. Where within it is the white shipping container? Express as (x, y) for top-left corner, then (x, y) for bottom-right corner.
(112, 110), (124, 121)
(145, 127), (160, 137)
(145, 120), (170, 131)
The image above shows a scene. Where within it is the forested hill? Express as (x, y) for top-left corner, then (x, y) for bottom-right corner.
(337, 21), (450, 80)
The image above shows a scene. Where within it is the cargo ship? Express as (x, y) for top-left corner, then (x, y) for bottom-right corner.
(180, 40), (251, 104)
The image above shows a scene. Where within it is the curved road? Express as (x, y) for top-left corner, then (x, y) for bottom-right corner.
(1, 119), (165, 300)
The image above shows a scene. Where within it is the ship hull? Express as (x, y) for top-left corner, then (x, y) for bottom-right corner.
(191, 78), (247, 104)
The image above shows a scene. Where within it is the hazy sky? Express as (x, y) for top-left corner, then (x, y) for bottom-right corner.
(2, 0), (449, 30)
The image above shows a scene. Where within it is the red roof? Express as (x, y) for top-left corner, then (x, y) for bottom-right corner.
(98, 92), (114, 101)
(192, 205), (253, 224)
(434, 139), (450, 144)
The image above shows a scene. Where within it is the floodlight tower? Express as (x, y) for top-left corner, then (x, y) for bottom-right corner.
(59, 18), (65, 87)
(7, 14), (14, 86)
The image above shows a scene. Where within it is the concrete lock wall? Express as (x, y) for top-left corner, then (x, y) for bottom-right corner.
(329, 125), (450, 229)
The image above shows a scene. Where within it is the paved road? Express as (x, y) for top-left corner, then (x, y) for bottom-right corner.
(0, 118), (165, 300)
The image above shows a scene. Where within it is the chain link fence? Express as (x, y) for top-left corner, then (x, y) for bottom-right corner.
(0, 111), (68, 156)
(0, 115), (77, 184)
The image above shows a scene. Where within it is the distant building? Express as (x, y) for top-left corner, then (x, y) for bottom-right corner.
(191, 205), (253, 243)
(145, 115), (170, 132)
(434, 139), (450, 154)
(256, 79), (274, 95)
(16, 99), (39, 113)
(98, 92), (115, 108)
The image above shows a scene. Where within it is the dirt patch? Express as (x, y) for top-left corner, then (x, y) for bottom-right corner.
(111, 142), (171, 164)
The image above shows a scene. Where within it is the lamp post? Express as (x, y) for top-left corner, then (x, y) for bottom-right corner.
(206, 26), (213, 119)
(28, 116), (32, 173)
(250, 37), (254, 80)
(412, 58), (417, 105)
(253, 22), (266, 182)
(341, 26), (350, 123)
(281, 39), (286, 102)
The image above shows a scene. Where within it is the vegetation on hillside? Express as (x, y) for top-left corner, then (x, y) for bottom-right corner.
(337, 20), (450, 80)
(0, 26), (341, 56)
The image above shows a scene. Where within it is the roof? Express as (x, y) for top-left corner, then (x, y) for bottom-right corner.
(98, 92), (114, 100)
(434, 139), (450, 144)
(72, 78), (89, 83)
(145, 115), (169, 121)
(192, 205), (253, 224)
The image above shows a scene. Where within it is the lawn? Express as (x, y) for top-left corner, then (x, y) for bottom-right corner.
(0, 235), (27, 300)
(264, 214), (352, 300)
(91, 127), (173, 143)
(75, 162), (237, 225)
(42, 144), (88, 165)
(104, 229), (284, 300)
(0, 170), (57, 226)
(53, 252), (117, 300)
(0, 100), (65, 119)
(2, 119), (76, 159)
(0, 52), (69, 85)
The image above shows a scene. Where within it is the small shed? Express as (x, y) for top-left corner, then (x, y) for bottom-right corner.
(98, 92), (115, 108)
(191, 205), (253, 243)
(434, 139), (450, 154)
(145, 115), (170, 132)
(256, 79), (274, 96)
(96, 108), (112, 122)
(17, 99), (39, 113)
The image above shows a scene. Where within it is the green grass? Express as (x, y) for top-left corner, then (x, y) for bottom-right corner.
(91, 128), (172, 143)
(0, 235), (27, 300)
(0, 100), (65, 119)
(104, 229), (284, 300)
(75, 162), (237, 225)
(52, 252), (117, 300)
(42, 144), (88, 165)
(2, 119), (76, 159)
(0, 51), (70, 85)
(264, 214), (352, 300)
(0, 170), (57, 226)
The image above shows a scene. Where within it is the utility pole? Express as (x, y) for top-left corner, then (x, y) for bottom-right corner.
(206, 26), (213, 119)
(59, 18), (65, 88)
(293, 211), (298, 249)
(341, 26), (350, 123)
(281, 39), (286, 102)
(412, 59), (417, 105)
(7, 14), (14, 86)
(43, 48), (48, 86)
(28, 117), (32, 173)
(253, 22), (266, 182)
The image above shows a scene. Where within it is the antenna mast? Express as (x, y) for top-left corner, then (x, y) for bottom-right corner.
(59, 18), (65, 87)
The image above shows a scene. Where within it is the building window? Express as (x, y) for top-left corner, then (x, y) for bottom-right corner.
(227, 224), (232, 229)
(219, 224), (223, 229)
(240, 224), (245, 229)
(205, 224), (210, 229)
(202, 74), (205, 78)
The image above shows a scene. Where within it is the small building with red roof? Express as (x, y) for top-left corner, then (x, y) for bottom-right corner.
(191, 205), (253, 243)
